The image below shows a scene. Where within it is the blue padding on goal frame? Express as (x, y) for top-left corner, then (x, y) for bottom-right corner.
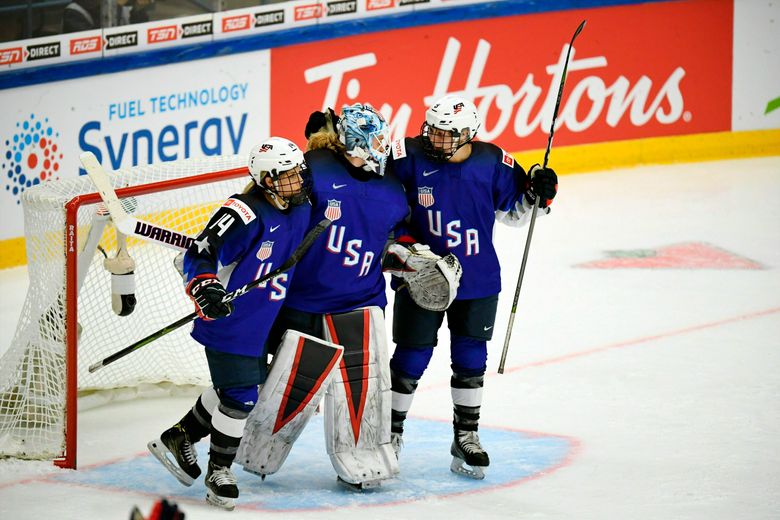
(0, 0), (666, 91)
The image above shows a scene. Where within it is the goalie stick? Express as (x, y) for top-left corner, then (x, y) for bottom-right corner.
(498, 20), (586, 374)
(80, 152), (192, 252)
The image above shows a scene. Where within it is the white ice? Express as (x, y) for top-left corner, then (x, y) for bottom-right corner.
(0, 156), (778, 519)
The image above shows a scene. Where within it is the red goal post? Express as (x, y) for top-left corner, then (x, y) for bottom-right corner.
(0, 156), (251, 469)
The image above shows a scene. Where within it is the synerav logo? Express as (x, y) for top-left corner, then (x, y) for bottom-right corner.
(3, 114), (62, 204)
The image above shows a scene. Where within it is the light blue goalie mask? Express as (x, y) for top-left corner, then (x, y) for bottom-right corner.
(337, 103), (391, 176)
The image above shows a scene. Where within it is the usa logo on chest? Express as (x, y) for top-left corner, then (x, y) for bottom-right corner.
(325, 199), (342, 221)
(418, 187), (435, 208)
(256, 240), (274, 261)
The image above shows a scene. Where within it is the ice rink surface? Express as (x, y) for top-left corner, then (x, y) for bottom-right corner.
(0, 156), (778, 519)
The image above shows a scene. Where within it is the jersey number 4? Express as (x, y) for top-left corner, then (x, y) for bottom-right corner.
(209, 213), (236, 237)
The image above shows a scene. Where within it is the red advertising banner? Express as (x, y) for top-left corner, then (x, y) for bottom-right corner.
(269, 0), (732, 151)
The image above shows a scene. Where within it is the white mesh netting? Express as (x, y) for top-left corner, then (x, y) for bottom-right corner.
(0, 155), (250, 460)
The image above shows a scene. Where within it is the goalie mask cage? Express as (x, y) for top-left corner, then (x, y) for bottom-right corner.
(0, 155), (251, 469)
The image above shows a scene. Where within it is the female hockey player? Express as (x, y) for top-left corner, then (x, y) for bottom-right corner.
(387, 94), (559, 479)
(147, 136), (313, 510)
(238, 103), (460, 490)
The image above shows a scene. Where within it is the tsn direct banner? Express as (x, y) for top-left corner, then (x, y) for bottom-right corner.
(269, 0), (733, 152)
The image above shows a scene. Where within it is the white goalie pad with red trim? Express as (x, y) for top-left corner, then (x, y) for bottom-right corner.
(237, 330), (343, 476)
(323, 306), (400, 486)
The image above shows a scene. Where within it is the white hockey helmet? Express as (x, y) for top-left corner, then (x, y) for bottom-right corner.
(421, 94), (481, 161)
(248, 137), (311, 207)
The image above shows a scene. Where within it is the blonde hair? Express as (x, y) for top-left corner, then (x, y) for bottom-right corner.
(307, 130), (345, 154)
(241, 180), (256, 194)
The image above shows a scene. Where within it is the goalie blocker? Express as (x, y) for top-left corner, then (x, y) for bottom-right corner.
(238, 307), (399, 488)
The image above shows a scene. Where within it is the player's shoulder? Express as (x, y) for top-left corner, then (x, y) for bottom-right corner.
(304, 147), (338, 165)
(220, 189), (263, 226)
(391, 136), (424, 160)
(471, 141), (516, 169)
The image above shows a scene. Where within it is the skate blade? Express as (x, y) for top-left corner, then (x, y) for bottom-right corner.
(147, 438), (195, 487)
(450, 456), (486, 480)
(206, 489), (235, 511)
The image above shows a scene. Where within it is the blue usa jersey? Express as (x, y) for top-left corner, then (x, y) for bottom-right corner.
(390, 137), (529, 299)
(283, 148), (409, 314)
(184, 186), (310, 356)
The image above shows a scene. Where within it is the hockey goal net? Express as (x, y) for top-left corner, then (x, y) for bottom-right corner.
(0, 155), (251, 468)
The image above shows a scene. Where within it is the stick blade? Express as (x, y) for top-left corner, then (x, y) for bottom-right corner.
(79, 152), (135, 234)
(574, 19), (587, 38)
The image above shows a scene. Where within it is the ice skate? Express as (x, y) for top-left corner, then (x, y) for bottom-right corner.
(148, 424), (201, 486)
(205, 461), (239, 511)
(450, 429), (489, 480)
(390, 432), (403, 459)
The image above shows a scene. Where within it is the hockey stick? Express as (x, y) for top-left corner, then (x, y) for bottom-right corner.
(88, 217), (333, 373)
(80, 152), (192, 252)
(498, 20), (586, 374)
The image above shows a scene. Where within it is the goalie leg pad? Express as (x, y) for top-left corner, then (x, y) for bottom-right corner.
(323, 307), (400, 486)
(237, 330), (343, 476)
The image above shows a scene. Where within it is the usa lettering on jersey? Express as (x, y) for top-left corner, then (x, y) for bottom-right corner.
(427, 211), (481, 257)
(325, 225), (375, 277)
(254, 262), (288, 301)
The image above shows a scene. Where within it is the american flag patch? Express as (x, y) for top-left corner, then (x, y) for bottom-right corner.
(256, 240), (274, 261)
(418, 186), (435, 208)
(324, 199), (342, 221)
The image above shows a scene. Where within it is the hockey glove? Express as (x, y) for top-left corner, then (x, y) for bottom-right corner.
(526, 164), (558, 208)
(304, 108), (339, 139)
(383, 242), (462, 311)
(186, 274), (233, 321)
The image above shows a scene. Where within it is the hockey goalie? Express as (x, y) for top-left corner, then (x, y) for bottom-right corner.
(237, 103), (462, 490)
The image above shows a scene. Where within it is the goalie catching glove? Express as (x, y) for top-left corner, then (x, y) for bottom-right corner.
(186, 274), (233, 321)
(383, 242), (462, 311)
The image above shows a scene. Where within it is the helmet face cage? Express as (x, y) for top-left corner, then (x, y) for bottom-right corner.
(420, 95), (481, 162)
(248, 137), (310, 206)
(277, 164), (312, 207)
(337, 103), (391, 176)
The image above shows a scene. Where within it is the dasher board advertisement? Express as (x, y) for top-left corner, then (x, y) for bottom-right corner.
(0, 50), (269, 240)
(269, 0), (733, 152)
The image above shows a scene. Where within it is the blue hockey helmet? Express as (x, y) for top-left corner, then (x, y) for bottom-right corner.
(337, 103), (391, 176)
